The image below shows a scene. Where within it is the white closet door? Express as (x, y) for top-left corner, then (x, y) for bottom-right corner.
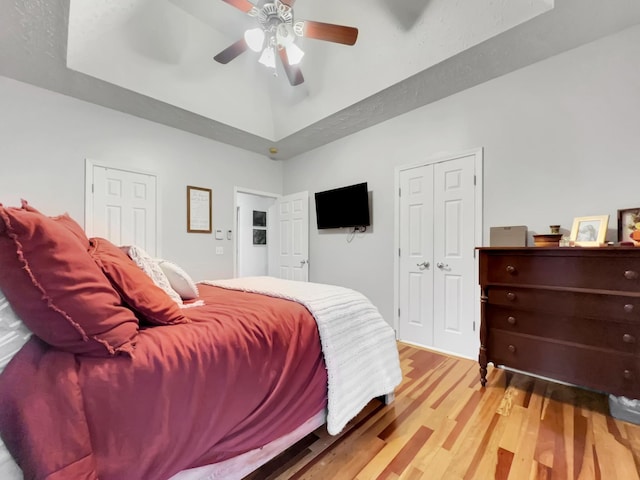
(397, 150), (479, 358)
(432, 154), (477, 355)
(89, 164), (157, 255)
(399, 165), (435, 347)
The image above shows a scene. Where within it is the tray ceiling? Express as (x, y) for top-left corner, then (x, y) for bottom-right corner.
(2, 0), (640, 159)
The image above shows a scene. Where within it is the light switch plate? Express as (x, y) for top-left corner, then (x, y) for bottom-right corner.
(215, 246), (223, 255)
(215, 229), (223, 240)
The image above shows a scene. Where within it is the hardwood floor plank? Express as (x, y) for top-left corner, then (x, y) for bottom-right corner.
(495, 447), (515, 480)
(376, 426), (433, 479)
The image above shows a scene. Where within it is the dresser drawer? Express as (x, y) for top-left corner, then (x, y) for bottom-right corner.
(486, 305), (640, 354)
(487, 329), (640, 398)
(487, 287), (640, 321)
(481, 252), (640, 292)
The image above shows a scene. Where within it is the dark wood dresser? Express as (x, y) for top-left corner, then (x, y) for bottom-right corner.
(478, 247), (640, 398)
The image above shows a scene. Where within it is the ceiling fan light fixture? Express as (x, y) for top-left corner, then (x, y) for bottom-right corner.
(244, 28), (265, 52)
(286, 43), (305, 65)
(258, 46), (276, 69)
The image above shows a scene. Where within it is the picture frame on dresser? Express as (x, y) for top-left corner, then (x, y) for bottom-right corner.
(617, 208), (640, 245)
(569, 215), (609, 246)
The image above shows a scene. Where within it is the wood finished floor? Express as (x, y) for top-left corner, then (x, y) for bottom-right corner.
(245, 342), (640, 480)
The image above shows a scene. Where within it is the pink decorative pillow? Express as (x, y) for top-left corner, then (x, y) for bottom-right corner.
(0, 204), (139, 357)
(89, 238), (189, 326)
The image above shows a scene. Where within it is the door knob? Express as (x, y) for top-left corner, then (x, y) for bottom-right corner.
(417, 262), (430, 270)
(436, 262), (449, 269)
(300, 259), (308, 266)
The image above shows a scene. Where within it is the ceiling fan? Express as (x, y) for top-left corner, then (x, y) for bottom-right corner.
(213, 0), (358, 86)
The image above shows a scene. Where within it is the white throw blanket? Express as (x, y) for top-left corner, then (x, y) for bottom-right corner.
(201, 277), (402, 435)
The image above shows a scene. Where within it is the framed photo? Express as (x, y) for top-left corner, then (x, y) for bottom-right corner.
(253, 210), (267, 227)
(253, 229), (267, 245)
(569, 215), (609, 246)
(617, 208), (640, 244)
(187, 185), (212, 233)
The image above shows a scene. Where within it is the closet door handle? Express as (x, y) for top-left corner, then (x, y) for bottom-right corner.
(417, 262), (430, 270)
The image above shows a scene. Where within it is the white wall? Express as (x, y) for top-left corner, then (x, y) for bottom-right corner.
(236, 192), (276, 277)
(0, 76), (283, 281)
(282, 24), (640, 325)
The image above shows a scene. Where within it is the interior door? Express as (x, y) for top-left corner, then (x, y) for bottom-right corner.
(397, 152), (478, 358)
(399, 165), (435, 347)
(268, 191), (309, 281)
(432, 155), (477, 355)
(87, 164), (158, 255)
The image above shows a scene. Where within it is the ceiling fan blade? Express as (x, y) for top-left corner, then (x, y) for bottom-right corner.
(220, 0), (254, 13)
(213, 38), (248, 64)
(300, 21), (358, 45)
(278, 48), (304, 86)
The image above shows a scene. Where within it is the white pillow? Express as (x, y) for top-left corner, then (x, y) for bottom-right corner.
(0, 289), (32, 375)
(156, 259), (199, 300)
(125, 245), (183, 305)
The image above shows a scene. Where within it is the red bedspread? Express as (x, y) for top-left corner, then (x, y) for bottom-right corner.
(0, 285), (328, 480)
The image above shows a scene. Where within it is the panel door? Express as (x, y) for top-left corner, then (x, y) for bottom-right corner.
(432, 155), (477, 355)
(90, 166), (157, 255)
(268, 191), (309, 281)
(399, 165), (435, 347)
(398, 152), (478, 358)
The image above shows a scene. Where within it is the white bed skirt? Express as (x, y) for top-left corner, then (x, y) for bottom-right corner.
(169, 409), (327, 480)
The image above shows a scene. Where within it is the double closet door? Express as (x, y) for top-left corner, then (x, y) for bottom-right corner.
(398, 151), (480, 358)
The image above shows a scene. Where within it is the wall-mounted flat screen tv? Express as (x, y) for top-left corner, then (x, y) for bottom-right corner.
(314, 182), (371, 229)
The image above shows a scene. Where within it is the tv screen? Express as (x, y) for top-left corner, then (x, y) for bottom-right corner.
(315, 182), (370, 229)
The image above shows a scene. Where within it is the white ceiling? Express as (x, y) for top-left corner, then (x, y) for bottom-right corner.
(2, 0), (640, 159)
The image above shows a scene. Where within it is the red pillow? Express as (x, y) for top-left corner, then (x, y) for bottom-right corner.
(89, 238), (189, 326)
(0, 205), (139, 357)
(21, 200), (90, 248)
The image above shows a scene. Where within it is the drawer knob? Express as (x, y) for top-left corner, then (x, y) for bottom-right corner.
(624, 270), (639, 280)
(506, 265), (516, 274)
(623, 334), (636, 344)
(506, 292), (517, 301)
(624, 369), (633, 380)
(625, 304), (635, 313)
(507, 316), (517, 325)
(508, 344), (516, 353)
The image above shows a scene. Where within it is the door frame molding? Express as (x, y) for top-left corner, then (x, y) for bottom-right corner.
(84, 158), (161, 254)
(393, 148), (484, 351)
(233, 186), (280, 278)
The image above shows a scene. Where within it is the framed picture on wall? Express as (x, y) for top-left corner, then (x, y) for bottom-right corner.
(253, 229), (267, 245)
(617, 207), (640, 244)
(569, 215), (609, 246)
(187, 185), (212, 233)
(253, 210), (267, 227)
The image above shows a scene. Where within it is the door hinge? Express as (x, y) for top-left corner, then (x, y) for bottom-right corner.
(399, 187), (401, 197)
(474, 175), (476, 186)
(398, 308), (400, 317)
(398, 248), (401, 257)
(473, 321), (476, 331)
(91, 183), (94, 194)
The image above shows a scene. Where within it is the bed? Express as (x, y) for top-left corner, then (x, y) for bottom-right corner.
(0, 201), (402, 479)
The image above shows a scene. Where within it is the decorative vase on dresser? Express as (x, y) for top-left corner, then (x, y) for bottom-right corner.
(478, 246), (640, 398)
